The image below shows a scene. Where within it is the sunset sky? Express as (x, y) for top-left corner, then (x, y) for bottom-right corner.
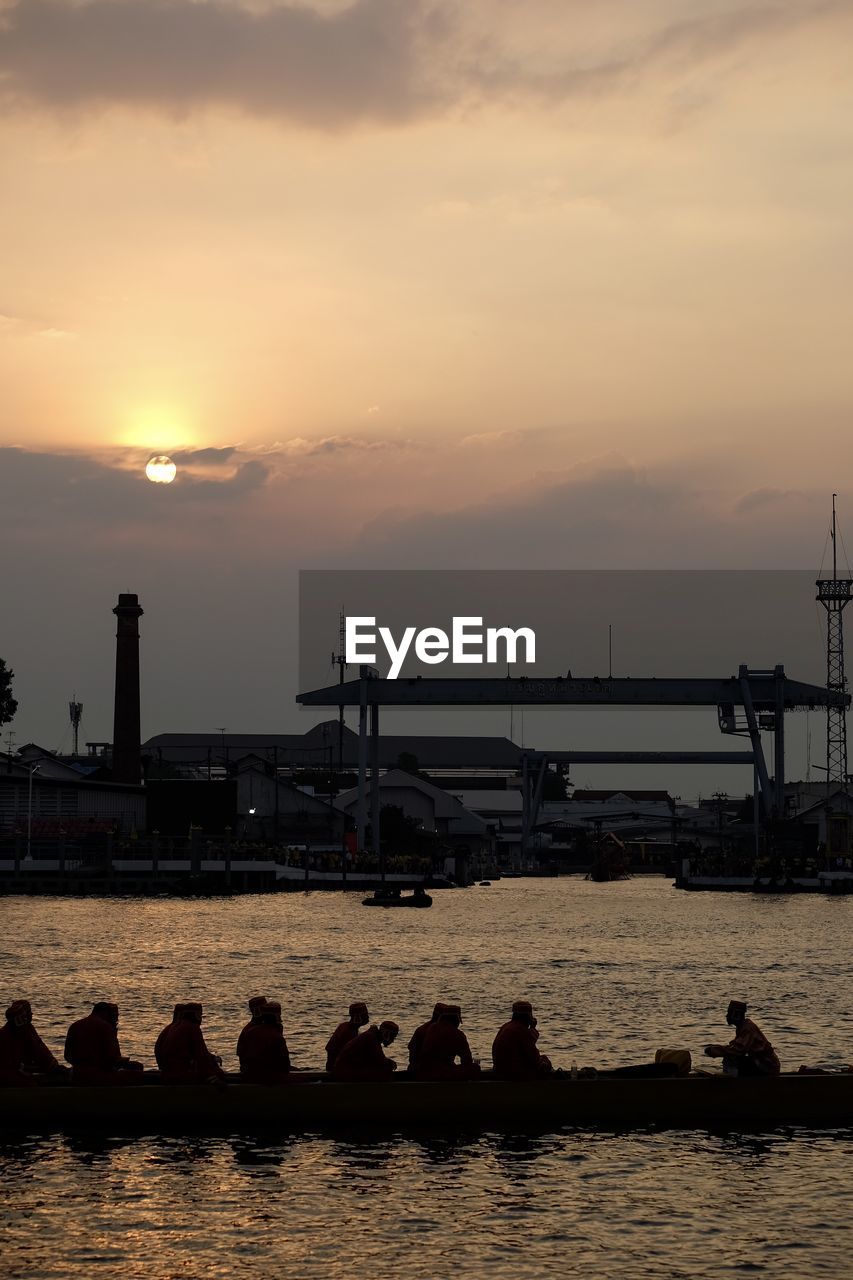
(2, 0), (853, 768)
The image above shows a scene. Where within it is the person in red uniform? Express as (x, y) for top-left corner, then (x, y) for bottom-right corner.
(332, 1021), (399, 1082)
(236, 996), (269, 1062)
(325, 1001), (369, 1071)
(64, 1002), (144, 1085)
(416, 1005), (480, 1081)
(492, 1001), (553, 1081)
(238, 1002), (292, 1084)
(407, 1003), (446, 1073)
(704, 1001), (781, 1076)
(155, 1004), (185, 1070)
(0, 1000), (63, 1086)
(156, 1003), (225, 1085)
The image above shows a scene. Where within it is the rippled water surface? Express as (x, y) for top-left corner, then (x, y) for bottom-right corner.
(1, 879), (851, 1278)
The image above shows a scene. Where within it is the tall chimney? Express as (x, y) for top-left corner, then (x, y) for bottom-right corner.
(112, 593), (144, 784)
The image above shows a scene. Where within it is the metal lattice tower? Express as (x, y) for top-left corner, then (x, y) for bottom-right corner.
(68, 698), (83, 757)
(816, 495), (851, 788)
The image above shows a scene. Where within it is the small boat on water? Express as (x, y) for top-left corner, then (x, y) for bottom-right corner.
(362, 887), (433, 908)
(1, 1073), (851, 1134)
(586, 833), (631, 882)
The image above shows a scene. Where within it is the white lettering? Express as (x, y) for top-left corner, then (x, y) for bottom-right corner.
(453, 616), (483, 663)
(344, 617), (537, 676)
(415, 628), (449, 664)
(378, 625), (416, 680)
(486, 626), (536, 665)
(345, 616), (377, 665)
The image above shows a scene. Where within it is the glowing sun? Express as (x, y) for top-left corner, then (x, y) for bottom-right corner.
(145, 455), (177, 484)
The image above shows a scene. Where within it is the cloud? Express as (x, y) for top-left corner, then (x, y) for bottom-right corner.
(733, 487), (807, 515)
(464, 1), (845, 105)
(0, 440), (844, 751)
(35, 327), (75, 341)
(459, 428), (541, 448)
(274, 434), (412, 457)
(169, 445), (237, 466)
(0, 0), (844, 130)
(176, 456), (270, 496)
(352, 458), (837, 568)
(0, 0), (440, 129)
(0, 446), (270, 531)
(0, 310), (75, 340)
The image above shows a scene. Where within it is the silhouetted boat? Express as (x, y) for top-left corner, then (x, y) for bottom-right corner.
(362, 887), (433, 908)
(586, 864), (631, 883)
(1, 1073), (850, 1133)
(586, 833), (631, 882)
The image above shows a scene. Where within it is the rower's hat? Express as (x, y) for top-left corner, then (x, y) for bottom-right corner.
(442, 1004), (462, 1022)
(6, 999), (31, 1024)
(248, 995), (268, 1013)
(379, 1020), (399, 1038)
(727, 1000), (747, 1016)
(512, 1000), (534, 1016)
(432, 1002), (447, 1019)
(172, 1003), (186, 1020)
(349, 1001), (368, 1018)
(184, 1002), (203, 1020)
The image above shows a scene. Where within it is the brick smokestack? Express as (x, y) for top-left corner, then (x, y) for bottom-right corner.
(112, 593), (144, 784)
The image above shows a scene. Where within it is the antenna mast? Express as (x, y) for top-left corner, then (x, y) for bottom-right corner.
(69, 697), (83, 757)
(815, 494), (851, 791)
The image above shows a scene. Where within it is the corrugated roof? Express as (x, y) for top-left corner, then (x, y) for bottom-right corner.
(336, 769), (488, 835)
(448, 790), (523, 812)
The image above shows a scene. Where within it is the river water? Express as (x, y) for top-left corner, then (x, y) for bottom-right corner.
(1, 878), (851, 1279)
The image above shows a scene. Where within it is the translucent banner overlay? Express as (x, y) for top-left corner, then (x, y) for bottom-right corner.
(299, 570), (826, 691)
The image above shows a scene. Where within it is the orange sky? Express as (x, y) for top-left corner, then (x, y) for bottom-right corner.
(2, 1), (852, 477)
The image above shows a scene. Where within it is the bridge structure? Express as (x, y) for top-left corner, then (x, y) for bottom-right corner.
(296, 665), (848, 857)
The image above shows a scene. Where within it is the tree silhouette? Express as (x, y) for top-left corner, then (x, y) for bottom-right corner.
(395, 752), (430, 781)
(0, 659), (17, 729)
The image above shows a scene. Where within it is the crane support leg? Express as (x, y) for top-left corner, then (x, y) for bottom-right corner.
(739, 667), (773, 817)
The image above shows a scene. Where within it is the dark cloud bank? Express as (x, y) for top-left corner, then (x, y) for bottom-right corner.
(0, 0), (437, 127)
(0, 0), (840, 129)
(0, 446), (269, 526)
(0, 443), (842, 754)
(0, 444), (839, 571)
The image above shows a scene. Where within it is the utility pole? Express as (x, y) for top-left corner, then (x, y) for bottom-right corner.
(816, 495), (851, 793)
(712, 791), (728, 854)
(330, 610), (347, 771)
(26, 763), (40, 862)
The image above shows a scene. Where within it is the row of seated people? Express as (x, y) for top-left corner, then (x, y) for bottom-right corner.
(0, 996), (553, 1086)
(0, 997), (783, 1087)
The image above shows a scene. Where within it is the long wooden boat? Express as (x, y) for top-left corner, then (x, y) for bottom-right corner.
(1, 1074), (852, 1134)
